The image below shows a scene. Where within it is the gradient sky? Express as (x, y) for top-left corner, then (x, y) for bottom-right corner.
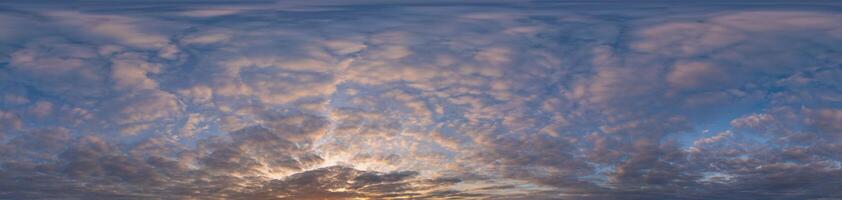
(1, 1), (841, 199)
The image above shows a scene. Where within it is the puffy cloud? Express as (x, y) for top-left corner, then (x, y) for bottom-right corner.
(0, 111), (22, 134)
(7, 38), (108, 97)
(0, 2), (841, 199)
(474, 47), (512, 66)
(27, 101), (53, 118)
(110, 53), (162, 91)
(116, 91), (180, 124)
(47, 11), (176, 51)
(105, 90), (182, 136)
(805, 108), (842, 135)
(9, 128), (70, 156)
(177, 84), (214, 104)
(248, 166), (464, 199)
(323, 39), (367, 55)
(731, 113), (776, 130)
(179, 113), (205, 138)
(667, 61), (727, 90)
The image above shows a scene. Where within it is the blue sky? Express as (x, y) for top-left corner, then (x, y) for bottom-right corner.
(0, 1), (841, 199)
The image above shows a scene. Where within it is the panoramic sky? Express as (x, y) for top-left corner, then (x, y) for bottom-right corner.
(0, 1), (841, 199)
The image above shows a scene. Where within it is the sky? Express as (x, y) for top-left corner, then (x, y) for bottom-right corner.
(0, 1), (841, 199)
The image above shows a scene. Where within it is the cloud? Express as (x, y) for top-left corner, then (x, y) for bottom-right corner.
(110, 53), (162, 91)
(8, 38), (108, 98)
(731, 113), (776, 130)
(27, 101), (53, 118)
(805, 108), (842, 136)
(248, 166), (465, 199)
(0, 111), (23, 136)
(179, 9), (244, 17)
(47, 12), (173, 49)
(0, 2), (841, 199)
(105, 90), (182, 136)
(667, 61), (727, 90)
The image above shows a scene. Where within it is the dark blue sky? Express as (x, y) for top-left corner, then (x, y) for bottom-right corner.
(0, 1), (841, 199)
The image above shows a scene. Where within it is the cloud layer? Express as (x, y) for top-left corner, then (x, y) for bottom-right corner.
(1, 1), (841, 199)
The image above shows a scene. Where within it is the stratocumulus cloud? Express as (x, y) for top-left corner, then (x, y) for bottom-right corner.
(0, 1), (841, 199)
